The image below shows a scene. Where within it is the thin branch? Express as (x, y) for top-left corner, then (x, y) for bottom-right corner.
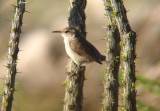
(63, 0), (87, 111)
(102, 0), (120, 111)
(110, 0), (137, 111)
(1, 0), (26, 111)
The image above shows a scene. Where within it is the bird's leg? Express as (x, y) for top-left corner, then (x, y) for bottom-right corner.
(66, 60), (76, 77)
(69, 65), (85, 77)
(66, 60), (85, 78)
(67, 72), (75, 78)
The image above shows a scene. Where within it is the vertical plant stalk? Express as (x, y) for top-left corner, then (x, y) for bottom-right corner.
(1, 0), (26, 111)
(110, 0), (137, 111)
(63, 0), (86, 111)
(103, 0), (120, 111)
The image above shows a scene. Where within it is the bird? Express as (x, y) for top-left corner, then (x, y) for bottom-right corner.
(52, 27), (106, 66)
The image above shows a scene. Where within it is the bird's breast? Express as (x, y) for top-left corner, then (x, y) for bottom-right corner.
(64, 38), (83, 65)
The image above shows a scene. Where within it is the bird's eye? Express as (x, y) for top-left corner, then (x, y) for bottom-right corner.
(65, 31), (69, 33)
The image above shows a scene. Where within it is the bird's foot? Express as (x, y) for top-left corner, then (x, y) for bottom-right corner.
(66, 72), (75, 78)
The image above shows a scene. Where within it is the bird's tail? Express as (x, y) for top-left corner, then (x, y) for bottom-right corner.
(100, 55), (106, 61)
(95, 55), (106, 64)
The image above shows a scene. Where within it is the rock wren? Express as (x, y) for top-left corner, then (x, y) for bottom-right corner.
(52, 27), (105, 66)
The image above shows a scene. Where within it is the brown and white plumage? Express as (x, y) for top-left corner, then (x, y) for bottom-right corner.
(52, 27), (105, 66)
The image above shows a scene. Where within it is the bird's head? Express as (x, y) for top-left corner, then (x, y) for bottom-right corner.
(52, 27), (78, 39)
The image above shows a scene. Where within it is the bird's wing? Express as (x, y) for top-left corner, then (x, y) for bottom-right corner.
(69, 38), (103, 64)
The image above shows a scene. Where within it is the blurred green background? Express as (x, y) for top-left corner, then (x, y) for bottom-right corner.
(0, 0), (160, 111)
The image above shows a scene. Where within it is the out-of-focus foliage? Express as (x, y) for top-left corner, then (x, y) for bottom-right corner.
(137, 100), (159, 111)
(137, 75), (160, 94)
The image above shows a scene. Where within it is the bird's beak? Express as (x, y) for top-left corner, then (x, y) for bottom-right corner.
(52, 30), (62, 33)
